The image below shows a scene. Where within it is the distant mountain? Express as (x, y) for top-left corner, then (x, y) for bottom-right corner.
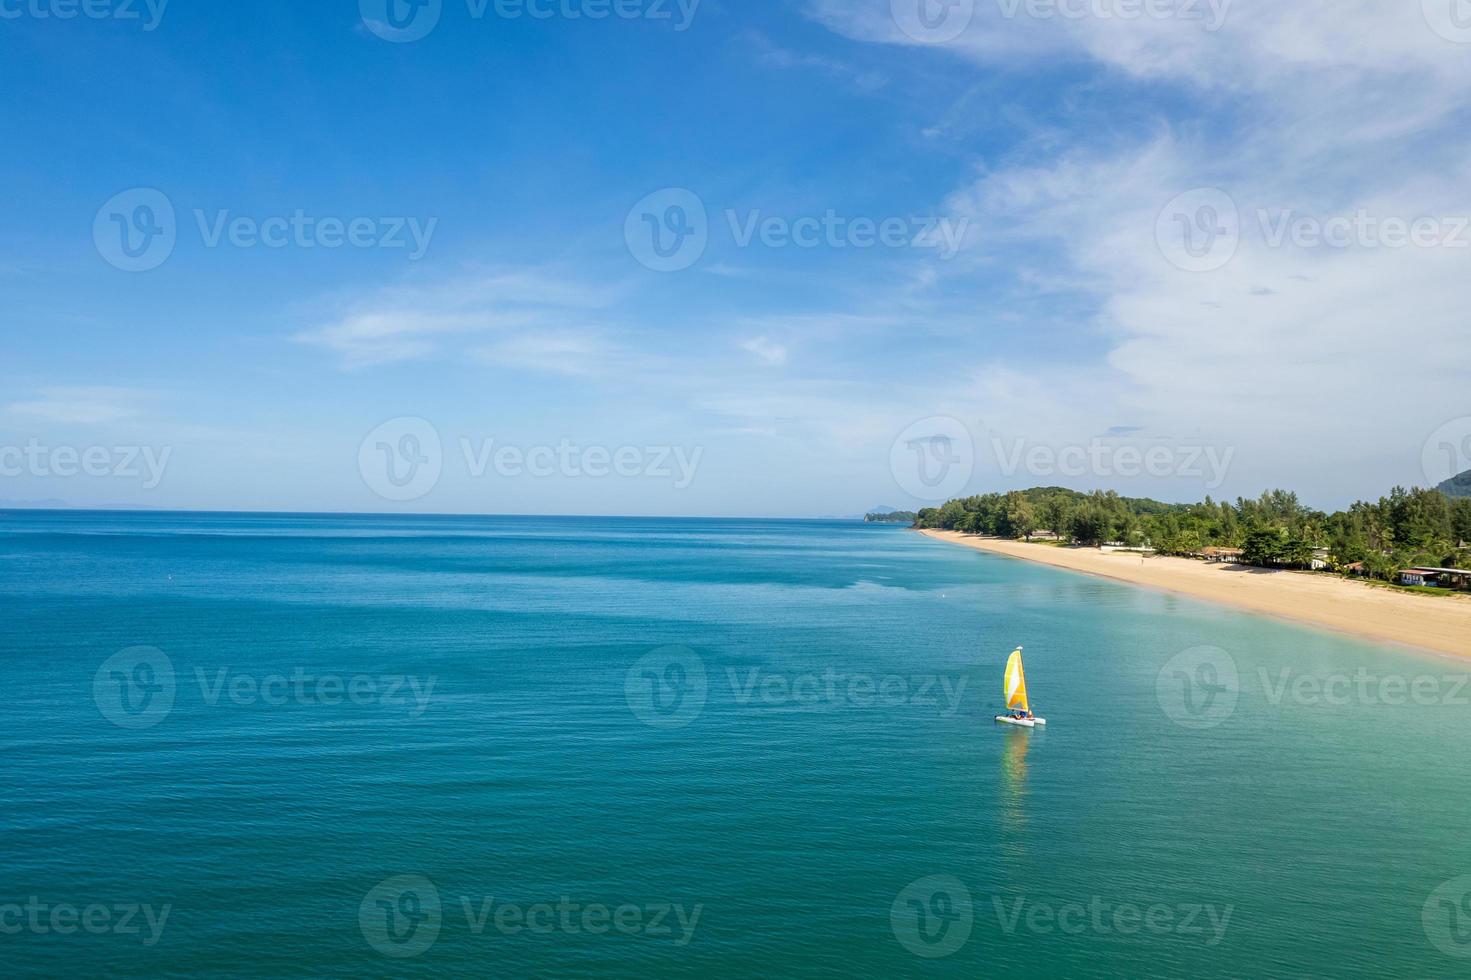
(1439, 469), (1471, 499)
(869, 505), (902, 515)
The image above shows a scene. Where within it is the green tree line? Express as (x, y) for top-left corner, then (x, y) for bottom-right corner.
(912, 486), (1471, 580)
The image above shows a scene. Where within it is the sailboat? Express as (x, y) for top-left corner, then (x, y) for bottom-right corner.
(994, 646), (1047, 727)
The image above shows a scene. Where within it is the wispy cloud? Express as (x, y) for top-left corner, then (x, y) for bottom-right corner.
(294, 268), (629, 370)
(6, 386), (152, 425)
(742, 29), (888, 92)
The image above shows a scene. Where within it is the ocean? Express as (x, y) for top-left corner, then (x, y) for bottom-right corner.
(3, 511), (1469, 977)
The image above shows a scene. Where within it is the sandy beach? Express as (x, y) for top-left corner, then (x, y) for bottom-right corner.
(919, 529), (1471, 661)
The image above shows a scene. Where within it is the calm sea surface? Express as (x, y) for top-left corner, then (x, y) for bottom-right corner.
(3, 511), (1469, 977)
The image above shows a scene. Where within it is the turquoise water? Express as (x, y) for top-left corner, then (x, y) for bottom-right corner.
(3, 511), (1470, 977)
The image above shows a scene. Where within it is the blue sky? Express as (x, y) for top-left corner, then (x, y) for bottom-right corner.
(4, 0), (1471, 516)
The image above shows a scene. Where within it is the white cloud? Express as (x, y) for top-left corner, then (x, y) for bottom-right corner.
(740, 335), (789, 366)
(800, 0), (1471, 502)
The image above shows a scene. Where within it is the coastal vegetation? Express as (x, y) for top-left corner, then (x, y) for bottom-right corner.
(912, 485), (1471, 583)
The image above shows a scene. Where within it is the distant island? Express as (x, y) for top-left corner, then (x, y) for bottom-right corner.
(864, 509), (918, 524)
(913, 483), (1471, 586)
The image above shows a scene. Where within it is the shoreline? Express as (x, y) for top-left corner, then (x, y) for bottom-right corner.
(918, 529), (1471, 661)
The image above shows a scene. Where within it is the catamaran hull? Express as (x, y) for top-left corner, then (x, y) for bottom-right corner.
(995, 716), (1046, 727)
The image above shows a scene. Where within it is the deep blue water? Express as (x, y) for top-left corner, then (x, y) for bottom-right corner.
(3, 511), (1470, 977)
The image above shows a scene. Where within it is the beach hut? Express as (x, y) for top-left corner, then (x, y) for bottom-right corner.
(1201, 547), (1245, 564)
(1404, 567), (1471, 591)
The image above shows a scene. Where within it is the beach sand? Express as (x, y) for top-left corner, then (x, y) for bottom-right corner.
(919, 529), (1471, 661)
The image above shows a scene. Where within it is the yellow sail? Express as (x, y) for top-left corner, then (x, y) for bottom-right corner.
(1004, 648), (1029, 712)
